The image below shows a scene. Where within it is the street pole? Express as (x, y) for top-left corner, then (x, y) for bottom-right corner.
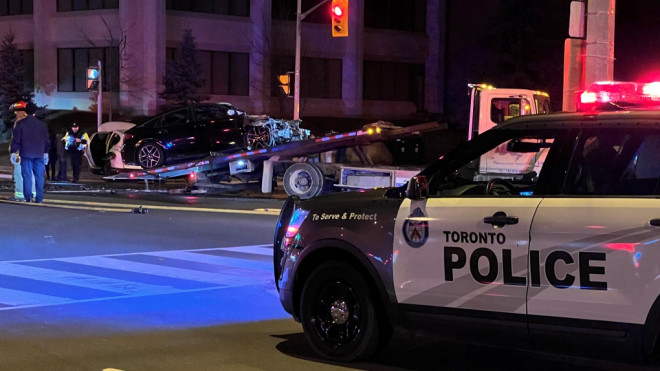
(294, 1), (301, 120)
(97, 60), (102, 129)
(294, 0), (330, 120)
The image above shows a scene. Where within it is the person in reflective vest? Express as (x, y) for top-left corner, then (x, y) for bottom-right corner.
(63, 122), (89, 183)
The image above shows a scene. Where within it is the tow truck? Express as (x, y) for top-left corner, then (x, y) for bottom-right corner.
(105, 120), (442, 198)
(104, 83), (550, 198)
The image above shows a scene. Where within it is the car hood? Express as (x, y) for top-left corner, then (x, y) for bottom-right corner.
(97, 121), (135, 132)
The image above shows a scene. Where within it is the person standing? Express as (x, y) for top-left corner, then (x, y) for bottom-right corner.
(55, 127), (67, 181)
(46, 128), (58, 180)
(10, 102), (49, 203)
(63, 122), (89, 183)
(7, 101), (35, 202)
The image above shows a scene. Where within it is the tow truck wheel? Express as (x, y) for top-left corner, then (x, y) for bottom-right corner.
(283, 163), (323, 199)
(300, 261), (385, 362)
(137, 143), (165, 169)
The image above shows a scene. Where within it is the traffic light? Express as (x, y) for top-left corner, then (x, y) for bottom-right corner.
(277, 72), (293, 96)
(331, 0), (348, 37)
(87, 66), (100, 91)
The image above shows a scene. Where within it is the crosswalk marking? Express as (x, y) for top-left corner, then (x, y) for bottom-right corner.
(0, 287), (73, 307)
(0, 245), (274, 311)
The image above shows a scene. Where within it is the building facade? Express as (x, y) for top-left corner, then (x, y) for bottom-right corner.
(0, 0), (445, 120)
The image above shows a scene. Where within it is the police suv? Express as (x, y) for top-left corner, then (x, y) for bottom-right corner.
(274, 84), (660, 363)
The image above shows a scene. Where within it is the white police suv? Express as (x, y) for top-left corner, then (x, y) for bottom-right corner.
(274, 103), (660, 363)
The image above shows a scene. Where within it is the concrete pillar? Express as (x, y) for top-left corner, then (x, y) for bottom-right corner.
(425, 0), (446, 115)
(342, 0), (364, 117)
(584, 0), (615, 86)
(119, 0), (166, 115)
(33, 0), (57, 107)
(562, 38), (585, 111)
(250, 0), (272, 115)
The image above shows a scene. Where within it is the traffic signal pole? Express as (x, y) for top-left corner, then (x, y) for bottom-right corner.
(294, 0), (330, 120)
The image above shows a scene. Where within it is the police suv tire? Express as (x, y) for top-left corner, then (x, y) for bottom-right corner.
(283, 163), (323, 199)
(300, 261), (385, 362)
(137, 142), (165, 169)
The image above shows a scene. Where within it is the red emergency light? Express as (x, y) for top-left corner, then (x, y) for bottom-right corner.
(578, 81), (660, 111)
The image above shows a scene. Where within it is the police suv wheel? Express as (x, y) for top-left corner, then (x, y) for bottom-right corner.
(300, 261), (384, 362)
(137, 143), (165, 169)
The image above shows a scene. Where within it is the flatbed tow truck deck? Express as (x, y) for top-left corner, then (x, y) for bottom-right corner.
(104, 121), (443, 198)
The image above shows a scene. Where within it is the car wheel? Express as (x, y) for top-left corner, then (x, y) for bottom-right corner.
(137, 143), (165, 169)
(283, 163), (323, 199)
(300, 261), (386, 362)
(246, 125), (272, 149)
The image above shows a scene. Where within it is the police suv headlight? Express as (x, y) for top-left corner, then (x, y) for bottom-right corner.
(282, 209), (309, 250)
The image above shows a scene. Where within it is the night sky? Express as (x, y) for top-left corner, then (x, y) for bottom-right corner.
(443, 1), (660, 126)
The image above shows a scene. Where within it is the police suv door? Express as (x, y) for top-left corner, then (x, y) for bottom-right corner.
(528, 127), (660, 352)
(393, 128), (563, 341)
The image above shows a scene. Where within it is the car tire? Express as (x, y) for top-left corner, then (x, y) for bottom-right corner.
(283, 163), (323, 199)
(300, 261), (387, 362)
(103, 160), (115, 176)
(137, 142), (165, 169)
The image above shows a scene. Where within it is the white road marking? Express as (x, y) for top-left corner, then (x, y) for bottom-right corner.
(0, 245), (275, 311)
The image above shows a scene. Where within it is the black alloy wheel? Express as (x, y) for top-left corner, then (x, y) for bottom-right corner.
(300, 261), (387, 362)
(137, 143), (165, 169)
(246, 125), (273, 149)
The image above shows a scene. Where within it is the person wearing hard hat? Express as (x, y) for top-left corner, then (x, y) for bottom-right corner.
(10, 102), (49, 203)
(63, 122), (89, 183)
(7, 101), (35, 201)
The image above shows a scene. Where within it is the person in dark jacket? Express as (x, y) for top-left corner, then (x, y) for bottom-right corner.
(55, 127), (67, 181)
(63, 122), (89, 183)
(10, 102), (49, 203)
(46, 128), (58, 180)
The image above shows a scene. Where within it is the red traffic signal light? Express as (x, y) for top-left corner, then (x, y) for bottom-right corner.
(332, 5), (343, 17)
(331, 0), (348, 37)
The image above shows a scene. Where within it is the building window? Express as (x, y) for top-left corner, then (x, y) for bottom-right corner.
(364, 0), (426, 32)
(167, 48), (250, 96)
(272, 55), (342, 99)
(363, 61), (424, 102)
(57, 0), (118, 12)
(0, 0), (33, 15)
(20, 49), (34, 91)
(57, 47), (119, 92)
(166, 0), (249, 17)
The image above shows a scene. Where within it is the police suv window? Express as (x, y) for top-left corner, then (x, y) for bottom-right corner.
(429, 132), (558, 197)
(566, 129), (660, 196)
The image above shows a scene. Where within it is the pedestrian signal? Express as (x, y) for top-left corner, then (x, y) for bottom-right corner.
(277, 72), (293, 97)
(87, 66), (100, 91)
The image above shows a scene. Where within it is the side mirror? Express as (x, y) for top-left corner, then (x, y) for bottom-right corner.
(406, 175), (429, 200)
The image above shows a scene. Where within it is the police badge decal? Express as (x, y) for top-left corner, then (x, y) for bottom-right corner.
(403, 207), (429, 248)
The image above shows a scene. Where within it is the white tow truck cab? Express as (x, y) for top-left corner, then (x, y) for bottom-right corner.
(468, 83), (551, 139)
(466, 84), (552, 182)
